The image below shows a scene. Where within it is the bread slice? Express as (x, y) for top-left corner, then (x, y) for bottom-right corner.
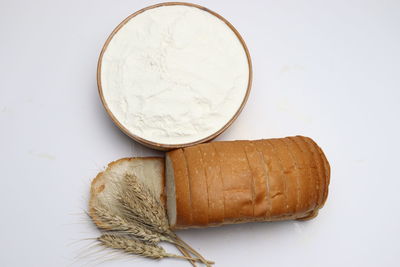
(184, 146), (209, 226)
(285, 137), (311, 214)
(253, 139), (287, 217)
(165, 149), (192, 228)
(241, 141), (269, 218)
(89, 157), (164, 229)
(199, 143), (225, 224)
(272, 139), (299, 215)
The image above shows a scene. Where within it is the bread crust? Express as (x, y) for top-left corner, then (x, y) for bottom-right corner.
(183, 146), (209, 226)
(290, 137), (318, 213)
(302, 137), (325, 209)
(213, 141), (253, 222)
(242, 141), (269, 218)
(312, 139), (331, 208)
(285, 137), (311, 214)
(273, 138), (299, 215)
(170, 137), (330, 228)
(198, 143), (225, 224)
(89, 170), (108, 229)
(253, 139), (286, 217)
(166, 149), (193, 228)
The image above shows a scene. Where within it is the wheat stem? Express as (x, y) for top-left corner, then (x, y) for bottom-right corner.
(98, 234), (207, 263)
(172, 234), (214, 266)
(166, 254), (206, 261)
(92, 206), (200, 265)
(177, 246), (197, 267)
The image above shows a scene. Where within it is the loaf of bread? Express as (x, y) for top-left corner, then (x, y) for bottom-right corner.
(89, 136), (330, 231)
(165, 136), (330, 229)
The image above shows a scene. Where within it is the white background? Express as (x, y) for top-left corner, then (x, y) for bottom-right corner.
(1, 0), (399, 266)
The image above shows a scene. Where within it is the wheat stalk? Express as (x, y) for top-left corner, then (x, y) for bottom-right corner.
(92, 206), (167, 244)
(117, 174), (170, 233)
(92, 206), (199, 266)
(117, 174), (213, 265)
(172, 233), (213, 267)
(98, 234), (204, 262)
(91, 205), (203, 265)
(90, 173), (213, 266)
(98, 233), (166, 259)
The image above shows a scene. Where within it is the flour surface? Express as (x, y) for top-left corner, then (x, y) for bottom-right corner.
(101, 5), (249, 144)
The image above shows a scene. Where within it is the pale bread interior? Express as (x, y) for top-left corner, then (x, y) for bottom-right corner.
(165, 154), (177, 228)
(89, 157), (165, 228)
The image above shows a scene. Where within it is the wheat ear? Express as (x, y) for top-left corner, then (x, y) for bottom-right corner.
(92, 206), (170, 244)
(117, 174), (170, 233)
(98, 234), (206, 262)
(92, 205), (201, 265)
(93, 173), (213, 265)
(118, 174), (213, 265)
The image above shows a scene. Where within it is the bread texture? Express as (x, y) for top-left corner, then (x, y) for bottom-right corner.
(89, 157), (164, 229)
(166, 136), (330, 229)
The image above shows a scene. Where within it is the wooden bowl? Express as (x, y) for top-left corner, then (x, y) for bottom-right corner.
(97, 2), (253, 151)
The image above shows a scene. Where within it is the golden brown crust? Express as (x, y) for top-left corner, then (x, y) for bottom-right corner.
(242, 141), (269, 218)
(253, 139), (286, 217)
(198, 143), (225, 224)
(314, 141), (331, 207)
(171, 137), (330, 228)
(183, 146), (209, 226)
(253, 141), (272, 218)
(166, 149), (193, 227)
(281, 138), (302, 214)
(213, 141), (253, 221)
(302, 137), (325, 209)
(285, 137), (310, 214)
(291, 137), (319, 213)
(273, 138), (299, 215)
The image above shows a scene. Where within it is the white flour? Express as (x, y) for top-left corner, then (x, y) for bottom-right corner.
(101, 5), (249, 145)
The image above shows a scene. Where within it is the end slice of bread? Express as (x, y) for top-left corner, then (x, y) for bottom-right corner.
(89, 157), (165, 229)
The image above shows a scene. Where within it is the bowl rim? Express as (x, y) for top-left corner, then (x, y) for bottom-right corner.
(97, 1), (253, 150)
